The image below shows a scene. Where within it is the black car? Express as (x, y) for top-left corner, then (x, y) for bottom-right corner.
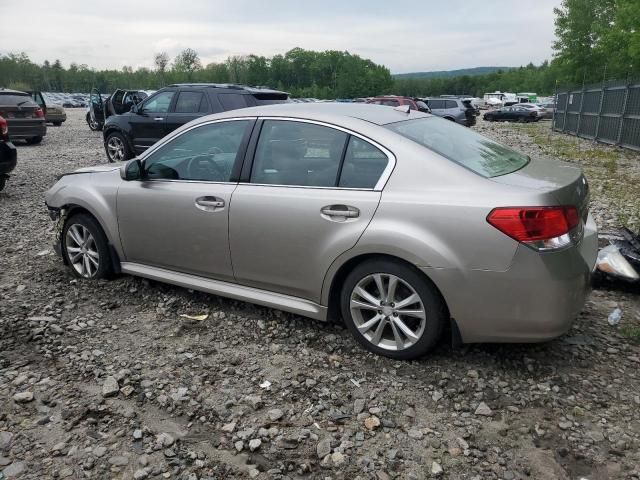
(483, 106), (538, 123)
(0, 88), (47, 144)
(0, 115), (17, 191)
(87, 88), (153, 131)
(102, 84), (290, 162)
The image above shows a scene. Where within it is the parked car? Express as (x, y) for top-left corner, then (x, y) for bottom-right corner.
(45, 103), (597, 360)
(422, 97), (476, 126)
(29, 91), (67, 126)
(483, 106), (539, 123)
(87, 89), (153, 131)
(513, 103), (545, 119)
(538, 102), (556, 119)
(0, 115), (17, 191)
(367, 96), (431, 113)
(0, 88), (47, 144)
(102, 83), (290, 162)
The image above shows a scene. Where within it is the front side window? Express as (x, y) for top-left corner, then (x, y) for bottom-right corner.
(142, 91), (175, 113)
(144, 120), (250, 182)
(386, 117), (529, 178)
(174, 92), (205, 113)
(251, 120), (348, 187)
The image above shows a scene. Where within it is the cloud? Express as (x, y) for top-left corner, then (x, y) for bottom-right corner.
(0, 0), (561, 73)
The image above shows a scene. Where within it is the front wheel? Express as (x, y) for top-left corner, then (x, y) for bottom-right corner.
(340, 259), (446, 360)
(62, 213), (112, 279)
(105, 132), (132, 162)
(53, 121), (62, 127)
(87, 113), (102, 131)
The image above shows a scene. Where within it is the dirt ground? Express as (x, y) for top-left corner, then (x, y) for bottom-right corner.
(1, 109), (639, 480)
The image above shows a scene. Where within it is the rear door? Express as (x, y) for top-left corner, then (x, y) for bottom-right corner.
(128, 89), (176, 154)
(164, 90), (210, 135)
(228, 119), (392, 303)
(89, 88), (105, 126)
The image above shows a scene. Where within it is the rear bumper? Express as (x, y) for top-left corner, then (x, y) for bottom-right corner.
(8, 120), (46, 139)
(426, 213), (598, 343)
(0, 141), (17, 175)
(47, 112), (67, 123)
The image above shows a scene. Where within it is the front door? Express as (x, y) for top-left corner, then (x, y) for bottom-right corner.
(117, 118), (254, 280)
(229, 119), (391, 303)
(128, 89), (176, 154)
(164, 90), (210, 136)
(89, 88), (104, 127)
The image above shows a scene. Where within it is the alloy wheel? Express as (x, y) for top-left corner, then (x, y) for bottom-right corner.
(106, 136), (125, 161)
(350, 273), (426, 351)
(65, 224), (99, 278)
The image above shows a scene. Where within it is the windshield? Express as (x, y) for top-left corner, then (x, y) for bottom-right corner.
(386, 117), (529, 178)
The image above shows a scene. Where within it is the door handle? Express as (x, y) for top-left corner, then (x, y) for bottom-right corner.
(321, 205), (360, 218)
(195, 196), (225, 211)
(153, 117), (164, 121)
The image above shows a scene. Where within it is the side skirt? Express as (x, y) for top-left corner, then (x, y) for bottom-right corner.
(120, 262), (328, 321)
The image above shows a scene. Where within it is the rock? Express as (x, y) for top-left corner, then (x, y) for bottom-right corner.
(221, 421), (236, 433)
(558, 421), (572, 430)
(317, 438), (331, 459)
(331, 451), (346, 466)
(354, 398), (366, 414)
(133, 429), (143, 440)
(234, 441), (244, 452)
(134, 468), (150, 480)
(431, 461), (443, 475)
(408, 429), (423, 439)
(101, 376), (119, 397)
(0, 432), (13, 450)
(474, 402), (493, 416)
(156, 432), (175, 447)
(432, 391), (443, 402)
(12, 391), (34, 403)
(249, 439), (262, 451)
(3, 461), (26, 477)
(364, 415), (381, 430)
(268, 408), (284, 421)
(108, 455), (129, 466)
(93, 446), (107, 457)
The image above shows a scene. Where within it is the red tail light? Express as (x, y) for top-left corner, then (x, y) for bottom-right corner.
(33, 108), (44, 118)
(487, 206), (580, 250)
(0, 116), (7, 136)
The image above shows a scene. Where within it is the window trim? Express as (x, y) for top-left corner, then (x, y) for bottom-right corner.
(138, 117), (257, 185)
(240, 117), (396, 191)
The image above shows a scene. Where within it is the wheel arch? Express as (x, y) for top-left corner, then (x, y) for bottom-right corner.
(324, 252), (450, 325)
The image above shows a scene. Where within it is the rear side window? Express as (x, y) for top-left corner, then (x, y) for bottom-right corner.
(428, 99), (444, 109)
(174, 92), (204, 113)
(445, 100), (458, 109)
(339, 137), (389, 189)
(251, 120), (347, 187)
(386, 117), (529, 178)
(219, 94), (248, 111)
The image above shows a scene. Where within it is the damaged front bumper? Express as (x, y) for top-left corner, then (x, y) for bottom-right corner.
(45, 203), (66, 258)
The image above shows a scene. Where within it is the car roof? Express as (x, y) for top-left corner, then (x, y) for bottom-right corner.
(166, 83), (287, 95)
(0, 88), (29, 95)
(198, 102), (430, 126)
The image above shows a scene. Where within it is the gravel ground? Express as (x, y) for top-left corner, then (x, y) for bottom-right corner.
(1, 110), (640, 480)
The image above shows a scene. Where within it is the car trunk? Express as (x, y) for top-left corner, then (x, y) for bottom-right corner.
(490, 157), (590, 220)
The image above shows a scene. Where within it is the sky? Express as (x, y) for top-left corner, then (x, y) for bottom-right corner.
(0, 0), (562, 74)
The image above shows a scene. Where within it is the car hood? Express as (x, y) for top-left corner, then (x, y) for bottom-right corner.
(73, 164), (121, 174)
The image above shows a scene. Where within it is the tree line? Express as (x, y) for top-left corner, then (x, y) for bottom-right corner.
(0, 0), (637, 98)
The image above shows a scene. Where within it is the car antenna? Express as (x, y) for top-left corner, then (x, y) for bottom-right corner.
(393, 104), (411, 114)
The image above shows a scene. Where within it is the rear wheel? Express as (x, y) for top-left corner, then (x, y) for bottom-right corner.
(62, 213), (112, 279)
(53, 121), (62, 126)
(340, 259), (446, 360)
(26, 136), (43, 145)
(0, 176), (6, 191)
(105, 132), (132, 162)
(87, 113), (102, 131)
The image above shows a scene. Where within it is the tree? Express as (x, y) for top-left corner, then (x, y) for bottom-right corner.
(154, 52), (169, 73)
(172, 48), (202, 80)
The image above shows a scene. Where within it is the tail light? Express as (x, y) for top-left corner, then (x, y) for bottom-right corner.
(0, 116), (7, 136)
(487, 206), (580, 251)
(33, 108), (45, 118)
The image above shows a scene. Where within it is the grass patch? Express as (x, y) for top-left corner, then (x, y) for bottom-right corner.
(620, 325), (640, 343)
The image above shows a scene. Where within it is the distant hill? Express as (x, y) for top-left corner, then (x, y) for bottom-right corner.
(393, 67), (513, 79)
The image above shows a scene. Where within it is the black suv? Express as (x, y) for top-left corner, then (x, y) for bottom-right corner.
(103, 84), (289, 162)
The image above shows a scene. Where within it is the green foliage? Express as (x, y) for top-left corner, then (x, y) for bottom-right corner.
(394, 66), (513, 79)
(0, 48), (392, 99)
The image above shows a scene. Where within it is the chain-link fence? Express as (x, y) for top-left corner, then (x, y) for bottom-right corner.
(553, 80), (640, 151)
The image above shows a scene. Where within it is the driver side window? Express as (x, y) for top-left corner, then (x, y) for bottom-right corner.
(144, 120), (251, 182)
(141, 91), (175, 113)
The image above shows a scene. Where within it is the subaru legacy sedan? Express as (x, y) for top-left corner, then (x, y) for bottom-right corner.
(45, 103), (597, 359)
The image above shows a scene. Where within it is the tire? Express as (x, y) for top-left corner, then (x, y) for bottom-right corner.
(340, 259), (446, 360)
(53, 122), (62, 127)
(62, 213), (112, 280)
(0, 176), (6, 191)
(104, 131), (132, 162)
(26, 136), (43, 145)
(87, 114), (102, 131)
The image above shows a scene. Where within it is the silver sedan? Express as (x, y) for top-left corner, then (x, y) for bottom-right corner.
(45, 103), (597, 359)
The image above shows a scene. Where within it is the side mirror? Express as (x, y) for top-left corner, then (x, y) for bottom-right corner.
(120, 158), (142, 181)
